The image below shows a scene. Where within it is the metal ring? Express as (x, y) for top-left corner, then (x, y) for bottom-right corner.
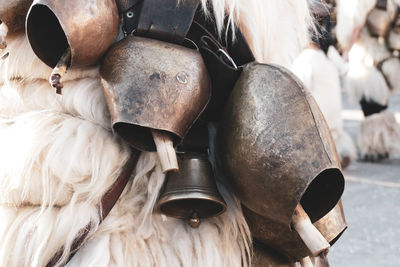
(126, 11), (134, 18)
(217, 49), (238, 69)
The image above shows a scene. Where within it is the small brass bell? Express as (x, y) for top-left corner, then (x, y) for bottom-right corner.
(157, 152), (226, 227)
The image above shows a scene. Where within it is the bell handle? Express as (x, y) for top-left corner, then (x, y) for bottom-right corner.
(151, 129), (179, 173)
(0, 22), (8, 49)
(291, 204), (330, 256)
(49, 48), (71, 94)
(299, 256), (314, 267)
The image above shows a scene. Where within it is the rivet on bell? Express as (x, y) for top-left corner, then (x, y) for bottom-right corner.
(188, 212), (200, 228)
(126, 11), (134, 18)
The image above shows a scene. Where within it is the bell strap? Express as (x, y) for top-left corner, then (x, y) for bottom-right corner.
(136, 0), (199, 44)
(46, 149), (140, 267)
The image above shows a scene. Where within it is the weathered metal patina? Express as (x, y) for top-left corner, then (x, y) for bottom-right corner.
(0, 0), (32, 33)
(26, 0), (119, 67)
(314, 199), (347, 246)
(252, 242), (297, 267)
(157, 152), (226, 226)
(218, 62), (345, 226)
(100, 35), (211, 151)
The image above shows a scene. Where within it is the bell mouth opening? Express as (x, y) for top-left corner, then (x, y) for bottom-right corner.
(158, 192), (226, 219)
(113, 123), (181, 152)
(26, 4), (70, 68)
(299, 168), (344, 223)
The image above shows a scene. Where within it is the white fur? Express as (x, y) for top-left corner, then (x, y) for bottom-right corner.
(358, 110), (400, 159)
(345, 29), (390, 106)
(200, 0), (312, 67)
(0, 0), (313, 266)
(335, 0), (377, 50)
(291, 47), (356, 164)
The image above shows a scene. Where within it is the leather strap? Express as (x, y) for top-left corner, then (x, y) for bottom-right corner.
(46, 149), (140, 267)
(137, 0), (199, 44)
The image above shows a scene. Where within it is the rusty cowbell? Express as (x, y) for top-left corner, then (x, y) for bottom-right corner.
(26, 0), (119, 93)
(100, 35), (211, 173)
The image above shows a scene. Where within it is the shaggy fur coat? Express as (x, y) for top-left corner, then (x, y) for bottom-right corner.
(0, 0), (312, 266)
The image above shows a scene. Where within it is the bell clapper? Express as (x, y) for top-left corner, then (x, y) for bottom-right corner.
(188, 212), (200, 228)
(151, 129), (179, 173)
(0, 22), (8, 50)
(299, 256), (314, 267)
(49, 48), (71, 95)
(291, 204), (330, 256)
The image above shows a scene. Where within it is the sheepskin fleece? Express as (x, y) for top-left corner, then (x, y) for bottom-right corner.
(345, 28), (390, 106)
(358, 111), (400, 159)
(335, 0), (399, 51)
(0, 1), (312, 266)
(291, 46), (356, 164)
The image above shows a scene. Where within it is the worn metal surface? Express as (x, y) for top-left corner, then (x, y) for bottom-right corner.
(252, 242), (297, 267)
(243, 205), (310, 261)
(0, 0), (32, 32)
(314, 199), (347, 246)
(218, 63), (344, 226)
(26, 0), (119, 67)
(116, 0), (141, 12)
(100, 36), (211, 151)
(157, 152), (226, 220)
(366, 8), (391, 37)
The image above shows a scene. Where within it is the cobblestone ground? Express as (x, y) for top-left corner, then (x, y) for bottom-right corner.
(329, 92), (400, 267)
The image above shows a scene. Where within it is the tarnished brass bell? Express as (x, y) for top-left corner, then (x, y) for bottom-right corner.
(100, 35), (211, 152)
(218, 63), (344, 226)
(157, 153), (226, 227)
(26, 0), (119, 68)
(314, 199), (347, 246)
(366, 8), (391, 37)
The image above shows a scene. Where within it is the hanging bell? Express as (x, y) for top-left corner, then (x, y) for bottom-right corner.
(218, 62), (344, 258)
(26, 0), (119, 68)
(100, 35), (211, 172)
(218, 62), (344, 225)
(366, 8), (391, 38)
(156, 152), (226, 227)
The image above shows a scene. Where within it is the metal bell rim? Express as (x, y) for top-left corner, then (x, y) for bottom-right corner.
(328, 225), (347, 246)
(296, 167), (345, 224)
(113, 122), (181, 152)
(157, 190), (227, 219)
(26, 3), (71, 68)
